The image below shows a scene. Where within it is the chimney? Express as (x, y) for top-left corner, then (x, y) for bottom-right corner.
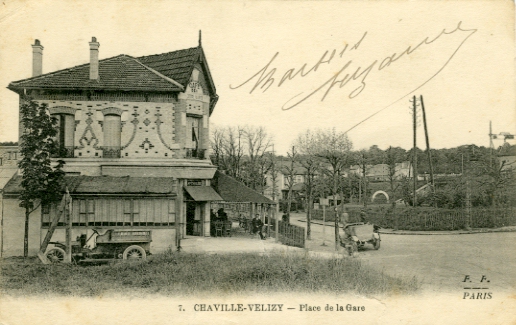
(32, 39), (43, 77)
(89, 37), (100, 80)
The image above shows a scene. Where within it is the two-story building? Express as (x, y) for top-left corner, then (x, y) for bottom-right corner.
(1, 36), (225, 256)
(349, 161), (413, 181)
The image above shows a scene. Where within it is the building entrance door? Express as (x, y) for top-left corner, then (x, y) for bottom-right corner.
(186, 201), (200, 236)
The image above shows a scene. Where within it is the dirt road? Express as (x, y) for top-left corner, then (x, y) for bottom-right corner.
(290, 213), (516, 293)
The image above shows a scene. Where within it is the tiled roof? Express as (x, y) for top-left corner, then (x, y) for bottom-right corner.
(137, 47), (200, 88)
(8, 46), (216, 93)
(138, 46), (217, 96)
(3, 175), (177, 195)
(211, 171), (274, 204)
(8, 55), (183, 92)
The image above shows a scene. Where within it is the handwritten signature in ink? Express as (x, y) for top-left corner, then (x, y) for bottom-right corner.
(230, 22), (477, 111)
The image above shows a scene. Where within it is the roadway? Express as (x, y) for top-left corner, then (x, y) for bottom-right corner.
(289, 213), (516, 293)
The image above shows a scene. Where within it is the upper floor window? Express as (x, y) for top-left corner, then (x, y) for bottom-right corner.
(186, 116), (201, 150)
(102, 108), (123, 158)
(49, 107), (76, 158)
(7, 151), (17, 160)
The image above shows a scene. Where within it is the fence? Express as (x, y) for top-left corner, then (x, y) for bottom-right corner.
(311, 206), (516, 231)
(269, 218), (305, 248)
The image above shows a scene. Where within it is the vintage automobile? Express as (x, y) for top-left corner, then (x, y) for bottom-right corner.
(340, 223), (381, 256)
(44, 229), (152, 264)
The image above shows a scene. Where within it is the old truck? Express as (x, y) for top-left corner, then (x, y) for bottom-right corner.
(38, 192), (152, 264)
(44, 229), (152, 264)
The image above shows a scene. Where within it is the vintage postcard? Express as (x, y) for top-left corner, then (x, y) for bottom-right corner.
(0, 0), (515, 324)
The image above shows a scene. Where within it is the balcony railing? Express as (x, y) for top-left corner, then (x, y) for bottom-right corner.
(185, 148), (206, 160)
(102, 146), (121, 158)
(51, 146), (75, 158)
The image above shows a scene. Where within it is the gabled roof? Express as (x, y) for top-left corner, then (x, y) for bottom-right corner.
(138, 46), (216, 94)
(8, 45), (217, 98)
(137, 46), (218, 114)
(211, 171), (274, 204)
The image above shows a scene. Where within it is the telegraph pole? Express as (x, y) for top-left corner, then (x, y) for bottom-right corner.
(420, 95), (436, 207)
(412, 96), (417, 207)
(489, 121), (494, 168)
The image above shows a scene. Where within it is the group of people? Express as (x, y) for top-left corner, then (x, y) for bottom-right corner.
(211, 208), (228, 222)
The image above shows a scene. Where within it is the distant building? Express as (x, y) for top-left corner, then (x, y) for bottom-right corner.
(263, 161), (306, 201)
(349, 161), (413, 181)
(0, 145), (19, 168)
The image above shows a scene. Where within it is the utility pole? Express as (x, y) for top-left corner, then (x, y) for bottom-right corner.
(489, 121), (494, 168)
(412, 95), (418, 207)
(270, 144), (279, 242)
(362, 152), (368, 209)
(420, 95), (436, 207)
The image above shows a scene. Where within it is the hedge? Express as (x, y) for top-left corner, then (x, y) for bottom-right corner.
(310, 206), (516, 231)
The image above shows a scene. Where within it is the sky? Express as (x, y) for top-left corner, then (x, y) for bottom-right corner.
(0, 0), (514, 155)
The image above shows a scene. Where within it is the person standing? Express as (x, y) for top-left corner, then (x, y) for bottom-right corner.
(340, 208), (350, 238)
(251, 214), (265, 240)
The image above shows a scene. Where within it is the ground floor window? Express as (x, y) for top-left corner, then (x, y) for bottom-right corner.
(42, 198), (176, 228)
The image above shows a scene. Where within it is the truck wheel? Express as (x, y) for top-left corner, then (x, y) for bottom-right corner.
(373, 238), (381, 250)
(46, 247), (66, 263)
(123, 245), (147, 260)
(346, 242), (357, 256)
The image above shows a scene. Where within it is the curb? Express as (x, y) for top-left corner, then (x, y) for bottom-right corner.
(297, 219), (516, 235)
(379, 228), (516, 235)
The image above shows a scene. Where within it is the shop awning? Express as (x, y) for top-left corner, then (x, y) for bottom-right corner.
(184, 186), (223, 202)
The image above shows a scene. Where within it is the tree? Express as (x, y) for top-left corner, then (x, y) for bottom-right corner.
(310, 128), (353, 250)
(210, 125), (273, 192)
(386, 146), (403, 229)
(211, 126), (246, 180)
(294, 130), (322, 240)
(0, 141), (18, 146)
(243, 126), (273, 192)
(18, 99), (65, 258)
(267, 149), (280, 205)
(474, 156), (515, 207)
(282, 146), (298, 223)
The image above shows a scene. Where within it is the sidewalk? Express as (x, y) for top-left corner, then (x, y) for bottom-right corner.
(298, 218), (516, 235)
(178, 235), (343, 259)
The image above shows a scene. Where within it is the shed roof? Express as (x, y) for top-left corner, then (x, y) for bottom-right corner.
(3, 175), (177, 196)
(211, 171), (274, 204)
(184, 186), (223, 202)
